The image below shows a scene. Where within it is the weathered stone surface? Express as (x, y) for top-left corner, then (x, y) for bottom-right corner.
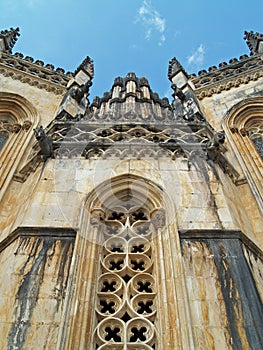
(0, 30), (262, 349)
(0, 232), (75, 350)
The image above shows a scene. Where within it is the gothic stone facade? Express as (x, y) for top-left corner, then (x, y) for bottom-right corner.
(0, 28), (263, 350)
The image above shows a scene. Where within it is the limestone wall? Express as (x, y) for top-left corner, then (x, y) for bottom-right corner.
(1, 154), (262, 244)
(0, 230), (75, 350)
(0, 74), (63, 128)
(198, 77), (263, 131)
(181, 237), (263, 350)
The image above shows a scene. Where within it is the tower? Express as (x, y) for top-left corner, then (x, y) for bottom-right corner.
(0, 28), (262, 349)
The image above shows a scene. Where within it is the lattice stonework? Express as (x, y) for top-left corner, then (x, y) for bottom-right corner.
(248, 121), (263, 159)
(94, 208), (157, 349)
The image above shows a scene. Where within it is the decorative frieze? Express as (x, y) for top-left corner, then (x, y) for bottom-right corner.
(192, 56), (263, 99)
(0, 52), (71, 95)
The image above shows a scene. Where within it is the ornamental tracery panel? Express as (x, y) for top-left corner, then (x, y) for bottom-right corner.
(94, 207), (158, 349)
(248, 120), (263, 159)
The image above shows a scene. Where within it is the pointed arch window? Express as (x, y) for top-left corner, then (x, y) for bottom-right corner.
(57, 175), (194, 349)
(223, 97), (263, 214)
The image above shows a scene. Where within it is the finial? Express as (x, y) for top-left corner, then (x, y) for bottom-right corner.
(0, 27), (20, 53)
(74, 56), (94, 78)
(244, 30), (263, 55)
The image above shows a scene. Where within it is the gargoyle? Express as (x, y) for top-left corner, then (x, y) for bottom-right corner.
(34, 126), (54, 161)
(206, 131), (225, 162)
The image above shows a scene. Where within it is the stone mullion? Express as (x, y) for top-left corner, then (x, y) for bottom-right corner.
(239, 130), (263, 177)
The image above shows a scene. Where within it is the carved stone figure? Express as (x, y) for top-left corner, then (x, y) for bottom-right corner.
(34, 126), (54, 161)
(206, 131), (225, 161)
(90, 208), (106, 226)
(150, 208), (166, 229)
(69, 81), (92, 103)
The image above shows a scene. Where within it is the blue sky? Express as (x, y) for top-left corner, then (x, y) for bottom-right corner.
(0, 0), (262, 100)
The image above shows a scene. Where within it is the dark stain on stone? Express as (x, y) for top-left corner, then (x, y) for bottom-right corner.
(7, 237), (51, 350)
(53, 239), (74, 312)
(7, 236), (75, 350)
(205, 239), (263, 350)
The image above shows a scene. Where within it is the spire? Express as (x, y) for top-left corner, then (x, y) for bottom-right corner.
(244, 30), (263, 55)
(0, 27), (20, 53)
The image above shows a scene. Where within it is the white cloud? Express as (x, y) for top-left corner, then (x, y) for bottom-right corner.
(135, 0), (166, 45)
(24, 0), (43, 8)
(187, 44), (205, 67)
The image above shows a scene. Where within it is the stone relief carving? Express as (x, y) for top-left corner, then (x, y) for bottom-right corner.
(150, 208), (166, 229)
(90, 208), (106, 226)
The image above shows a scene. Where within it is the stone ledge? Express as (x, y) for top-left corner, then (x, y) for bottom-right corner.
(0, 226), (77, 253)
(179, 229), (263, 260)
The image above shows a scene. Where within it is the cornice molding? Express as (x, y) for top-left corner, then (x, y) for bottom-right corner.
(0, 64), (67, 95)
(179, 229), (263, 260)
(194, 66), (263, 99)
(0, 226), (76, 253)
(189, 54), (263, 99)
(0, 52), (70, 95)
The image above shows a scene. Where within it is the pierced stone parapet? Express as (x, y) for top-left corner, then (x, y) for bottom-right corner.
(191, 54), (263, 99)
(0, 52), (72, 94)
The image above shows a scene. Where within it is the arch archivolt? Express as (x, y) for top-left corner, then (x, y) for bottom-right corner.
(57, 174), (194, 350)
(223, 97), (263, 213)
(0, 92), (38, 200)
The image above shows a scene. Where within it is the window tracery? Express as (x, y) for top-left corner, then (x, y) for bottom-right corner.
(0, 131), (8, 151)
(94, 206), (158, 349)
(248, 120), (263, 159)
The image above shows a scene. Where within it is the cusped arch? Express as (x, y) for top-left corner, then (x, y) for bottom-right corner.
(86, 173), (168, 214)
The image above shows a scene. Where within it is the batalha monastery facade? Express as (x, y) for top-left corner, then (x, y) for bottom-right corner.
(0, 27), (262, 350)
